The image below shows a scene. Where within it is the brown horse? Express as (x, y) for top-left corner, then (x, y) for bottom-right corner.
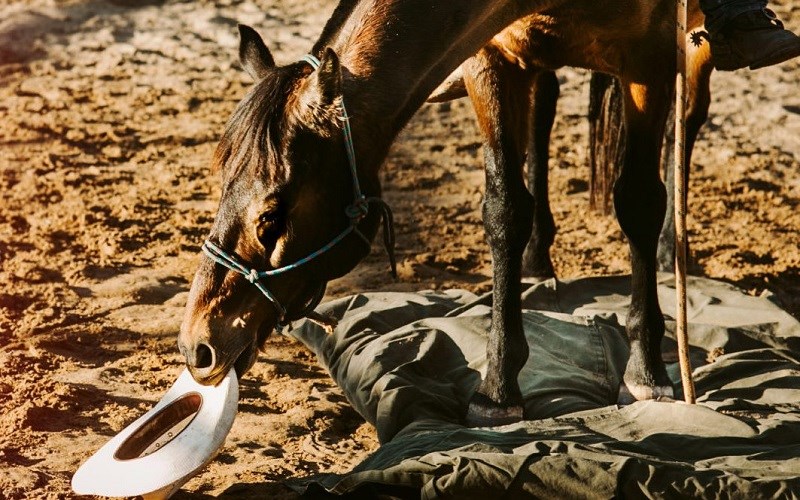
(178, 0), (710, 425)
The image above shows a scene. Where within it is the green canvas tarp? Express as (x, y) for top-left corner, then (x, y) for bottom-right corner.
(288, 275), (800, 498)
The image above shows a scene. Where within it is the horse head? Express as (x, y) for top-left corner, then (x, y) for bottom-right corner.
(178, 25), (388, 386)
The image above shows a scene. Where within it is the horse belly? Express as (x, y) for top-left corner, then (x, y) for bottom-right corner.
(491, 2), (677, 78)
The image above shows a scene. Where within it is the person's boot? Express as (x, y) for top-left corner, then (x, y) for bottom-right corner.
(710, 8), (800, 71)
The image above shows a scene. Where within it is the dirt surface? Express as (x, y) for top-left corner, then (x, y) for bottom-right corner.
(0, 1), (797, 498)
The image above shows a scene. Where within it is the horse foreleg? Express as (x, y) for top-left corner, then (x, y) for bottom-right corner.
(522, 70), (559, 279)
(615, 80), (674, 403)
(463, 46), (535, 426)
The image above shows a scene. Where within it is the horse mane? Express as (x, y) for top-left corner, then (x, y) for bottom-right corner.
(212, 66), (303, 182)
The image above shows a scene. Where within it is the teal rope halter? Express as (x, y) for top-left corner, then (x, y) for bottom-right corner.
(202, 54), (396, 328)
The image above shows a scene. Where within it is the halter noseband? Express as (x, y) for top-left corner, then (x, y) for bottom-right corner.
(201, 54), (396, 331)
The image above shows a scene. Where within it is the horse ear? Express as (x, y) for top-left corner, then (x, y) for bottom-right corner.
(312, 47), (342, 105)
(238, 24), (274, 80)
(295, 48), (342, 133)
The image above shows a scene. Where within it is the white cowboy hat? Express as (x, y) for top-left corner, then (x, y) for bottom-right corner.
(72, 368), (238, 499)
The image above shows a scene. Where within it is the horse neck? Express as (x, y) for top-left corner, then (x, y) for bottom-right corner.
(312, 0), (360, 55)
(329, 0), (542, 171)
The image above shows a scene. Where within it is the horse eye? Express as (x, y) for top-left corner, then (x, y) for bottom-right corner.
(256, 208), (283, 246)
(259, 211), (278, 226)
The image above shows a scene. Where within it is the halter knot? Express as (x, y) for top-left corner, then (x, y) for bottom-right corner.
(345, 196), (369, 221)
(247, 269), (259, 283)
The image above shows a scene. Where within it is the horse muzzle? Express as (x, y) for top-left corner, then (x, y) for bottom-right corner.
(178, 310), (274, 386)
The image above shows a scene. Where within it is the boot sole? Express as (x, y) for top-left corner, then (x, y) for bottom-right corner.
(749, 42), (800, 69)
(713, 38), (800, 71)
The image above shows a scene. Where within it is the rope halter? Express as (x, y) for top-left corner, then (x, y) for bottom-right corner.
(201, 53), (397, 331)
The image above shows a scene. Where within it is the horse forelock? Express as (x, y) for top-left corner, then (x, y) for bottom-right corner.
(213, 65), (306, 188)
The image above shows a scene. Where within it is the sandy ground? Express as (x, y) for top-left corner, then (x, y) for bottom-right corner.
(0, 0), (797, 498)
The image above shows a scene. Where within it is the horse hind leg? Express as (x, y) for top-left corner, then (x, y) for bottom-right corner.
(657, 37), (713, 272)
(462, 45), (536, 426)
(522, 70), (559, 279)
(615, 79), (674, 403)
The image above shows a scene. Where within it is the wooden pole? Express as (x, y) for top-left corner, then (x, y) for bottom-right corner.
(675, 0), (696, 404)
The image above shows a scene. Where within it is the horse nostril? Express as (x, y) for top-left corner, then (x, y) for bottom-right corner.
(194, 343), (215, 370)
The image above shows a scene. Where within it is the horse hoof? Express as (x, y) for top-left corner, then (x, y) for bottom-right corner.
(617, 382), (675, 405)
(521, 250), (556, 280)
(521, 263), (556, 280)
(465, 394), (523, 427)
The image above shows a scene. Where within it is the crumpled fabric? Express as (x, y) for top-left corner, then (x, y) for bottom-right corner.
(288, 274), (800, 498)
